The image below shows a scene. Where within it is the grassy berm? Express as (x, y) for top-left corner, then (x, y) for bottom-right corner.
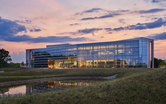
(0, 68), (166, 104)
(0, 68), (147, 82)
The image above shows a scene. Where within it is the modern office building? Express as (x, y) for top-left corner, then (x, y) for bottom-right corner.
(26, 37), (154, 69)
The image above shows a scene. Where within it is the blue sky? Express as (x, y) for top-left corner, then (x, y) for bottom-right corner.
(0, 0), (166, 63)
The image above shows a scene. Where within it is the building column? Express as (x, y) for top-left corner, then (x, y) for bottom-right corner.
(151, 40), (154, 68)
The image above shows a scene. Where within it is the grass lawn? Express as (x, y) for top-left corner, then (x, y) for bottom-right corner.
(0, 68), (148, 82)
(0, 68), (165, 104)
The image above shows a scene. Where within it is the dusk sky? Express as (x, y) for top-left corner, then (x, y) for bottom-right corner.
(0, 0), (166, 63)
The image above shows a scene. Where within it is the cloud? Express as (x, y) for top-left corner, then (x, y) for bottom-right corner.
(81, 13), (120, 20)
(77, 28), (102, 34)
(152, 0), (160, 3)
(15, 19), (42, 32)
(83, 8), (103, 13)
(1, 33), (89, 43)
(76, 8), (129, 16)
(0, 17), (27, 36)
(29, 28), (42, 32)
(146, 0), (166, 6)
(143, 0), (166, 7)
(79, 8), (129, 21)
(112, 18), (166, 31)
(151, 0), (165, 3)
(60, 18), (166, 36)
(30, 36), (89, 43)
(138, 8), (165, 13)
(59, 28), (103, 36)
(104, 28), (112, 34)
(75, 8), (106, 15)
(70, 23), (80, 26)
(148, 32), (166, 40)
(60, 27), (114, 36)
(68, 28), (103, 35)
(15, 19), (32, 24)
(79, 7), (165, 21)
(113, 27), (125, 31)
(144, 0), (166, 3)
(0, 17), (90, 43)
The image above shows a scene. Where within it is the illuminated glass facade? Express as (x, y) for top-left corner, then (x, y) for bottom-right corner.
(26, 37), (154, 68)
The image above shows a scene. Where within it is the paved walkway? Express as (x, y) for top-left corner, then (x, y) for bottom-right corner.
(0, 74), (118, 87)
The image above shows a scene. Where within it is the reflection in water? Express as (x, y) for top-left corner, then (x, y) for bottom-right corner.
(0, 80), (100, 96)
(48, 80), (95, 88)
(1, 85), (26, 95)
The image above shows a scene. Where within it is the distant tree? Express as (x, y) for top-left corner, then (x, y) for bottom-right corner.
(7, 62), (20, 68)
(0, 49), (12, 67)
(154, 58), (166, 68)
(21, 61), (25, 66)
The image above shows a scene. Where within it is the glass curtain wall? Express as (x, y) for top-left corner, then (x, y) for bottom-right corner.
(26, 38), (153, 68)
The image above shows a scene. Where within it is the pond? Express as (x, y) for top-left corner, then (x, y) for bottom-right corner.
(0, 70), (4, 73)
(0, 80), (103, 96)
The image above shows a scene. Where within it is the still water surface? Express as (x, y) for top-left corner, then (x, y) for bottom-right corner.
(0, 80), (102, 96)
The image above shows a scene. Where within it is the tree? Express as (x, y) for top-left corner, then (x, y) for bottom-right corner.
(21, 61), (25, 66)
(154, 58), (166, 68)
(0, 49), (12, 67)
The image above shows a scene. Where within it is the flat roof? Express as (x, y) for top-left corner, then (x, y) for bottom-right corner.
(27, 37), (153, 50)
(47, 37), (153, 48)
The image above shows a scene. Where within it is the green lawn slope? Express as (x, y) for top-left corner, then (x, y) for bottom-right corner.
(0, 68), (147, 82)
